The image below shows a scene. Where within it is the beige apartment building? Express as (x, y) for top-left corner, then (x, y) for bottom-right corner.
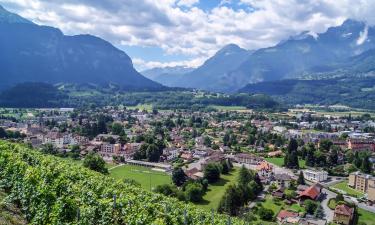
(348, 171), (375, 202)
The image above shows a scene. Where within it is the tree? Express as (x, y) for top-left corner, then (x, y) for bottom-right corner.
(336, 193), (344, 202)
(146, 143), (162, 162)
(204, 163), (221, 183)
(221, 160), (230, 174)
(285, 138), (299, 169)
(69, 145), (81, 159)
(305, 143), (316, 167)
(257, 207), (274, 221)
(203, 136), (212, 147)
(223, 132), (230, 146)
(218, 184), (242, 216)
(83, 152), (108, 174)
(328, 146), (339, 166)
(304, 200), (318, 214)
(238, 166), (252, 185)
(361, 155), (372, 174)
(284, 189), (296, 200)
(111, 122), (124, 135)
(314, 205), (325, 219)
(319, 139), (333, 152)
(41, 143), (58, 155)
(172, 167), (187, 186)
(154, 184), (179, 197)
(297, 171), (305, 185)
(185, 183), (203, 203)
(0, 127), (6, 138)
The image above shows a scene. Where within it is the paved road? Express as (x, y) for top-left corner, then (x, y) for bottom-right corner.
(320, 189), (336, 221)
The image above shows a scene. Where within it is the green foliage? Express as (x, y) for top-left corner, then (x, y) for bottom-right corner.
(284, 139), (299, 169)
(304, 200), (318, 215)
(239, 77), (375, 110)
(172, 167), (187, 187)
(336, 193), (344, 202)
(111, 122), (124, 136)
(40, 143), (58, 155)
(314, 205), (325, 219)
(0, 141), (245, 224)
(203, 163), (221, 183)
(257, 207), (274, 221)
(237, 166), (253, 185)
(83, 152), (109, 174)
(185, 183), (204, 203)
(297, 171), (305, 185)
(0, 82), (64, 108)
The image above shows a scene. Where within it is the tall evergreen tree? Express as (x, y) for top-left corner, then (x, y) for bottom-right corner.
(238, 166), (252, 185)
(285, 138), (299, 169)
(361, 156), (372, 174)
(297, 171), (305, 185)
(314, 205), (325, 219)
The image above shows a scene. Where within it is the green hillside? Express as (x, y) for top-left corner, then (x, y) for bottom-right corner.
(0, 141), (244, 225)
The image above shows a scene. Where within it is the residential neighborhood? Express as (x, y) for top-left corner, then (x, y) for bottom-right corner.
(1, 106), (375, 224)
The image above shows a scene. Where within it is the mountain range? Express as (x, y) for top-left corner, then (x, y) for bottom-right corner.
(141, 66), (194, 87)
(0, 5), (162, 91)
(2, 5), (375, 109)
(146, 19), (375, 93)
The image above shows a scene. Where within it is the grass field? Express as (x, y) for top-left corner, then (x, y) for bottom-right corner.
(358, 208), (375, 225)
(331, 181), (364, 198)
(110, 164), (171, 191)
(261, 195), (284, 214)
(210, 105), (249, 111)
(196, 167), (240, 210)
(265, 157), (306, 168)
(328, 198), (337, 209)
(125, 104), (153, 112)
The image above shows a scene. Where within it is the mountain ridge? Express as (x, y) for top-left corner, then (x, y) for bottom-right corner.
(157, 19), (375, 93)
(0, 5), (163, 91)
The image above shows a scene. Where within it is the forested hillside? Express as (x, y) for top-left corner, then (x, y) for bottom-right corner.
(239, 76), (375, 109)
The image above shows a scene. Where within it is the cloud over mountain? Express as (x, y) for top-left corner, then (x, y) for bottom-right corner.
(2, 0), (375, 68)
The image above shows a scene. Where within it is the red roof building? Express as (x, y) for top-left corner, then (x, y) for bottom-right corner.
(299, 184), (321, 201)
(333, 204), (354, 225)
(277, 210), (299, 223)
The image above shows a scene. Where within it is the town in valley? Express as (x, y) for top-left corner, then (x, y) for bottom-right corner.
(1, 105), (375, 225)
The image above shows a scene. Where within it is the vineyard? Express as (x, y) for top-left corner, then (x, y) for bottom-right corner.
(0, 141), (245, 225)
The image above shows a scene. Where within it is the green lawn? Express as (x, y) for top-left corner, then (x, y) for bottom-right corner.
(265, 157), (284, 167)
(289, 203), (305, 213)
(125, 104), (153, 112)
(209, 105), (248, 111)
(264, 157), (306, 168)
(196, 168), (240, 210)
(261, 195), (284, 214)
(328, 198), (337, 209)
(331, 181), (364, 198)
(110, 164), (171, 191)
(358, 208), (375, 225)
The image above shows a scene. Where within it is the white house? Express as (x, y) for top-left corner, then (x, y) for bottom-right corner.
(303, 169), (328, 182)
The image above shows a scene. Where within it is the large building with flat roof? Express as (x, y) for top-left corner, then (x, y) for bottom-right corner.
(348, 171), (375, 202)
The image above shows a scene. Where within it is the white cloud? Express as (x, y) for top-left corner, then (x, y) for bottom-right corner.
(357, 25), (368, 45)
(133, 57), (203, 70)
(177, 0), (199, 7)
(2, 0), (375, 68)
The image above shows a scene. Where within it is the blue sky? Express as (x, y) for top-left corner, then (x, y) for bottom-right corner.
(1, 0), (375, 71)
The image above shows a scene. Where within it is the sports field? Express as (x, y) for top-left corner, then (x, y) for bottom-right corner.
(110, 164), (171, 190)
